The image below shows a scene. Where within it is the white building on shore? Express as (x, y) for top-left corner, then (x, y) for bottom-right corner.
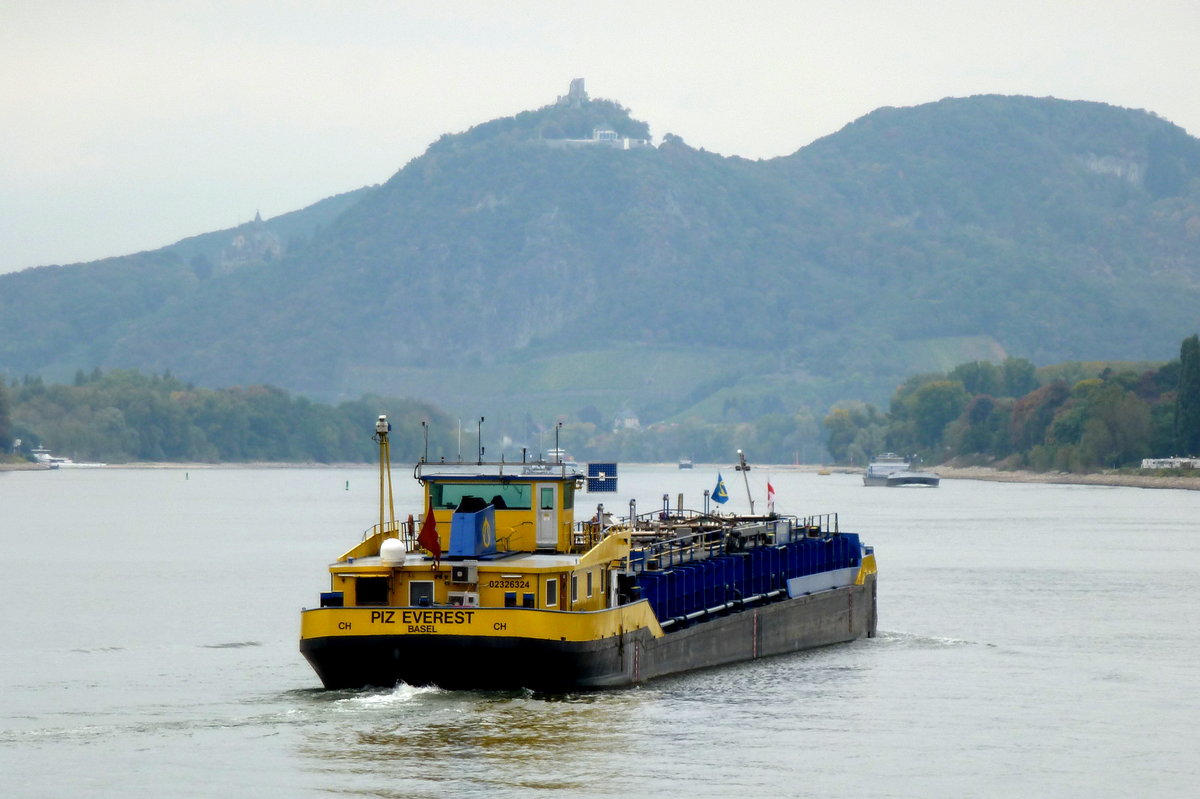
(1141, 457), (1200, 469)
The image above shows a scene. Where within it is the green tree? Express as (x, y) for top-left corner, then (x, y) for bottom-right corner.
(823, 408), (858, 464)
(0, 381), (11, 450)
(885, 373), (944, 454)
(824, 402), (885, 465)
(949, 361), (1002, 396)
(1010, 381), (1070, 454)
(909, 380), (970, 450)
(1077, 384), (1151, 467)
(1176, 334), (1200, 455)
(948, 395), (1013, 457)
(1148, 402), (1177, 458)
(1001, 357), (1039, 397)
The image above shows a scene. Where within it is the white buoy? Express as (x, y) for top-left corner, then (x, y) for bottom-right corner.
(380, 537), (407, 565)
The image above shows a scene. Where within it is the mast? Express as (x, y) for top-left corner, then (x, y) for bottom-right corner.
(374, 415), (395, 529)
(736, 449), (755, 514)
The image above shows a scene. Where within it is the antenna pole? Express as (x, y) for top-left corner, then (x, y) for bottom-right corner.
(375, 415), (395, 529)
(736, 449), (755, 514)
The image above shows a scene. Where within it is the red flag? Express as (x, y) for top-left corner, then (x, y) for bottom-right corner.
(767, 481), (776, 513)
(417, 498), (441, 562)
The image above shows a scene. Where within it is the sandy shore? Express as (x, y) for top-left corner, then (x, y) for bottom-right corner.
(770, 462), (1200, 490)
(703, 462), (1200, 490)
(0, 460), (362, 471)
(933, 465), (1200, 491)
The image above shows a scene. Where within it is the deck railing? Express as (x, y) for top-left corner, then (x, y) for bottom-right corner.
(614, 512), (840, 575)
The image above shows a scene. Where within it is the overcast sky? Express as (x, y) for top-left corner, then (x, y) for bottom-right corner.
(2, 0), (1197, 275)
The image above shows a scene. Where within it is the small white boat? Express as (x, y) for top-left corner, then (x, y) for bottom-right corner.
(31, 447), (106, 469)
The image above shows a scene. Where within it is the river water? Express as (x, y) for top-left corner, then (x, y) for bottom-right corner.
(1, 465), (1197, 798)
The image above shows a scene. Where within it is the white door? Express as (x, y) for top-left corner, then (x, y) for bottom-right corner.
(535, 484), (557, 549)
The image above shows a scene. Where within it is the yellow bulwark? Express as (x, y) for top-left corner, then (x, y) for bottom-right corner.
(301, 601), (664, 643)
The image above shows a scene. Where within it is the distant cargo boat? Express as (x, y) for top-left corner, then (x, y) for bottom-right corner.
(863, 453), (938, 487)
(546, 448), (579, 469)
(299, 417), (878, 692)
(678, 457), (694, 469)
(862, 453), (909, 486)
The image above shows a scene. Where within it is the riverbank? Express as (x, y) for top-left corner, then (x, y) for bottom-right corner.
(0, 460), (364, 472)
(721, 462), (1200, 490)
(6, 458), (1199, 490)
(935, 465), (1200, 491)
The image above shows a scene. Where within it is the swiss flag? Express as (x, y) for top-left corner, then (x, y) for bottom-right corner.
(417, 497), (441, 562)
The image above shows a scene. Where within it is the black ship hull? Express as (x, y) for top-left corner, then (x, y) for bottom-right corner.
(300, 575), (877, 692)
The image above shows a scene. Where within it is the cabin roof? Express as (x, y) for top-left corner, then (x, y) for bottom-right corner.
(415, 461), (581, 483)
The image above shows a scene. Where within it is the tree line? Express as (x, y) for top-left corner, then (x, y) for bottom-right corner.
(3, 369), (454, 464)
(823, 336), (1200, 471)
(4, 335), (1198, 470)
(0, 367), (829, 466)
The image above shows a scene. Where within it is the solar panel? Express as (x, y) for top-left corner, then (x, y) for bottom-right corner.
(586, 462), (618, 492)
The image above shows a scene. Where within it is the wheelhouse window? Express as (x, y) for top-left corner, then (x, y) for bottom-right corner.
(540, 487), (555, 510)
(430, 482), (532, 510)
(546, 578), (558, 608)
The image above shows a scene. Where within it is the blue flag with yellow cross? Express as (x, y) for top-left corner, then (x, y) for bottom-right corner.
(712, 473), (729, 504)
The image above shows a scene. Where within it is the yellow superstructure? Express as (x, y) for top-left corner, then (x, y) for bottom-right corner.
(311, 458), (625, 613)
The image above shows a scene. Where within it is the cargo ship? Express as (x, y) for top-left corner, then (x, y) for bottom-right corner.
(863, 453), (940, 487)
(299, 416), (878, 692)
(862, 453), (909, 485)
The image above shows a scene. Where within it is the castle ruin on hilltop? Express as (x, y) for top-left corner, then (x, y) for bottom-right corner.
(556, 78), (589, 108)
(549, 78), (652, 150)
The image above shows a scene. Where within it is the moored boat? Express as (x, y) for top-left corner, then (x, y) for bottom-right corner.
(299, 417), (878, 692)
(30, 447), (107, 469)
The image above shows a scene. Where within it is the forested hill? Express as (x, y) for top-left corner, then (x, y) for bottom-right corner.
(3, 90), (1199, 435)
